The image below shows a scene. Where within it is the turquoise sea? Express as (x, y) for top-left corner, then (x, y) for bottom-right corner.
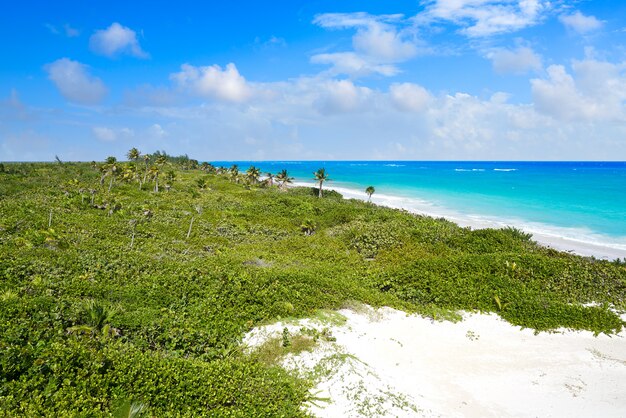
(214, 161), (626, 256)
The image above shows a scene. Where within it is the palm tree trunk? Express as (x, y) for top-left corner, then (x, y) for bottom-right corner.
(108, 175), (114, 192)
(318, 181), (323, 198)
(186, 217), (195, 239)
(154, 177), (159, 193)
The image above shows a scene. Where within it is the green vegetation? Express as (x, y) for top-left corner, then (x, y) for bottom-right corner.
(313, 168), (330, 198)
(1, 155), (625, 416)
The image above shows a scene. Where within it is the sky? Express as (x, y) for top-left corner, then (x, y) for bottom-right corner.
(1, 0), (626, 161)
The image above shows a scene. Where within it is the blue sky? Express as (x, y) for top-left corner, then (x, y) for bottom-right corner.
(1, 0), (626, 161)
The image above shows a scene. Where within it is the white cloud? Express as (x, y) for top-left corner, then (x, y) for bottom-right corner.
(149, 123), (168, 138)
(311, 52), (399, 77)
(45, 58), (107, 105)
(92, 126), (135, 141)
(314, 79), (373, 115)
(89, 23), (148, 58)
(45, 23), (80, 37)
(170, 63), (253, 103)
(44, 23), (60, 35)
(486, 46), (542, 74)
(93, 126), (116, 141)
(559, 11), (603, 34)
(254, 35), (287, 48)
(390, 82), (432, 112)
(531, 60), (626, 121)
(312, 13), (419, 77)
(418, 0), (550, 37)
(64, 24), (80, 37)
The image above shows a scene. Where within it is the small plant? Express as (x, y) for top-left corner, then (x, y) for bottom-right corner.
(465, 330), (479, 341)
(196, 177), (208, 189)
(67, 300), (118, 337)
(301, 219), (316, 236)
(113, 399), (149, 418)
(493, 294), (510, 311)
(282, 327), (291, 348)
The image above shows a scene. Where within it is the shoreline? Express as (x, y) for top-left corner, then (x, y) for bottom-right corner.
(293, 181), (626, 260)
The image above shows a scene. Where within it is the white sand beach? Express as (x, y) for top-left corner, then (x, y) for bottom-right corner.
(294, 181), (626, 260)
(244, 306), (626, 417)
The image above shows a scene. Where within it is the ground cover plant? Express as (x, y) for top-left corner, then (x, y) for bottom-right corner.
(1, 154), (625, 416)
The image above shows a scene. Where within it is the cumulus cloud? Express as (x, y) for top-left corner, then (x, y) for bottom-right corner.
(314, 79), (373, 115)
(312, 13), (419, 76)
(93, 126), (117, 141)
(486, 46), (542, 74)
(92, 126), (134, 141)
(149, 123), (168, 138)
(311, 52), (399, 77)
(89, 23), (148, 58)
(390, 82), (432, 112)
(45, 58), (107, 105)
(559, 11), (603, 34)
(418, 0), (550, 37)
(531, 60), (626, 121)
(170, 63), (253, 103)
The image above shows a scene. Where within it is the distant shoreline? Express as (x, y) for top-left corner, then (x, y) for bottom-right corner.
(294, 180), (626, 260)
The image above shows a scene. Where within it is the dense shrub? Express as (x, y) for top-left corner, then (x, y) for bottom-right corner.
(1, 162), (624, 414)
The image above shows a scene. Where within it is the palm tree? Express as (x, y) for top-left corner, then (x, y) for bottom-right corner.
(150, 165), (160, 192)
(155, 155), (168, 166)
(301, 219), (316, 236)
(229, 164), (239, 182)
(265, 172), (275, 187)
(121, 163), (137, 184)
(103, 157), (118, 192)
(275, 169), (293, 190)
(66, 300), (117, 337)
(365, 186), (375, 202)
(313, 168), (330, 198)
(142, 155), (151, 187)
(246, 166), (261, 185)
(126, 147), (140, 163)
(165, 170), (176, 191)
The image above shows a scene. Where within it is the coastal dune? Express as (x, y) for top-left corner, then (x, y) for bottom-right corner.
(245, 306), (626, 417)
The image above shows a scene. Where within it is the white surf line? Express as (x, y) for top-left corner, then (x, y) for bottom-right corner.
(294, 181), (626, 260)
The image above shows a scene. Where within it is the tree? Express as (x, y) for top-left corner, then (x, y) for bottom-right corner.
(275, 169), (293, 190)
(313, 168), (330, 198)
(265, 172), (275, 187)
(229, 165), (239, 183)
(150, 165), (160, 192)
(246, 166), (261, 185)
(103, 157), (118, 192)
(365, 186), (375, 202)
(300, 219), (316, 236)
(142, 155), (151, 187)
(121, 163), (138, 184)
(127, 147), (141, 163)
(165, 170), (176, 191)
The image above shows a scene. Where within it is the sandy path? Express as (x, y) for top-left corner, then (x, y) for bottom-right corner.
(244, 306), (626, 417)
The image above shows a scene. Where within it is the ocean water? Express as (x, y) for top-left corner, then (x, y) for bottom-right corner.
(213, 161), (626, 256)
